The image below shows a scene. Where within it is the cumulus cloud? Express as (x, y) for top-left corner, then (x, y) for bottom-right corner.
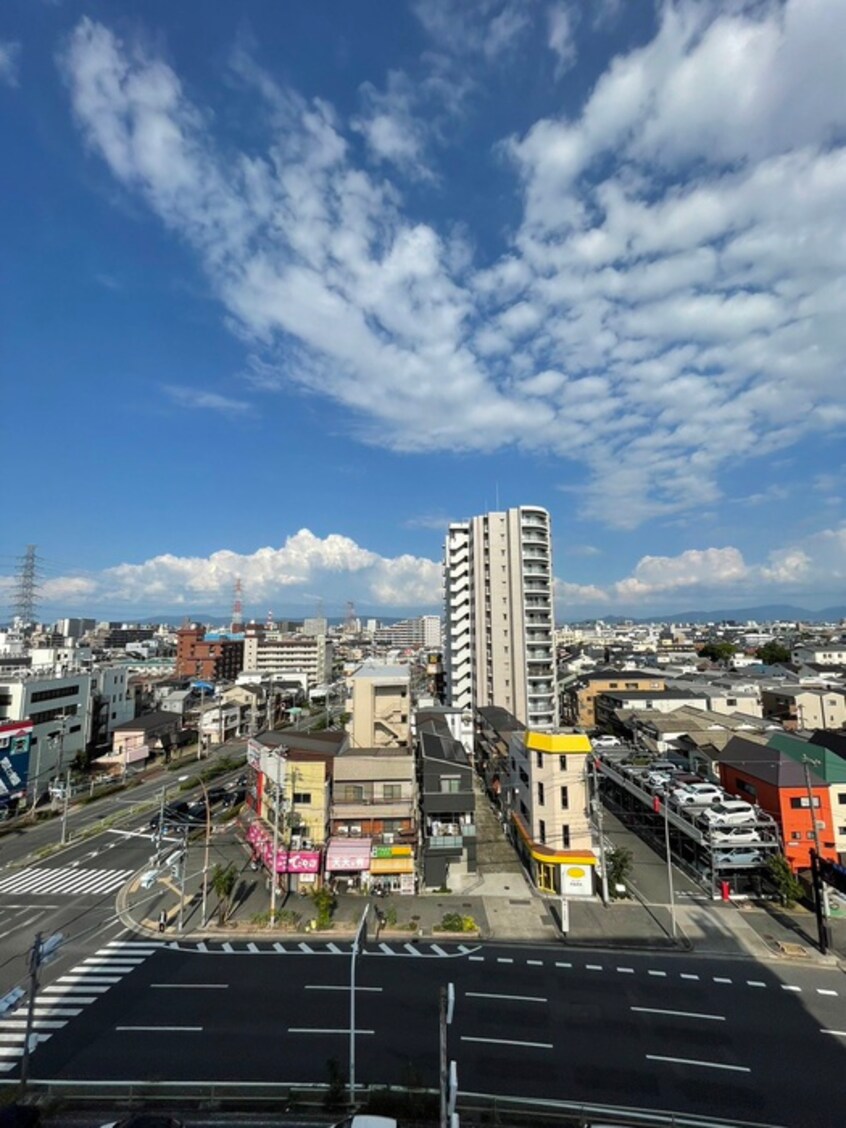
(547, 4), (577, 75)
(40, 529), (442, 613)
(0, 41), (20, 87)
(59, 5), (846, 529)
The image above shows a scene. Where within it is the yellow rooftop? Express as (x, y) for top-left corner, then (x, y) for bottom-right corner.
(524, 730), (592, 754)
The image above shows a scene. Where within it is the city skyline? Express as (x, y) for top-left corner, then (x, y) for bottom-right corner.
(3, 1), (846, 617)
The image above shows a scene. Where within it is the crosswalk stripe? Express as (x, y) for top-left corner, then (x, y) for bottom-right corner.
(57, 975), (120, 984)
(0, 1019), (65, 1030)
(32, 1006), (82, 1017)
(37, 995), (99, 1005)
(0, 867), (133, 897)
(0, 1047), (25, 1056)
(106, 940), (165, 947)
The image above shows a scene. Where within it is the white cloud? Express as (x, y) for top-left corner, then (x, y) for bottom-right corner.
(60, 6), (846, 530)
(163, 385), (251, 414)
(42, 529), (442, 612)
(547, 4), (577, 75)
(0, 40), (20, 87)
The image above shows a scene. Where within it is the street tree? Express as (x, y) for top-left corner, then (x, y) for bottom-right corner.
(756, 641), (791, 665)
(606, 846), (634, 897)
(699, 641), (736, 663)
(210, 863), (237, 925)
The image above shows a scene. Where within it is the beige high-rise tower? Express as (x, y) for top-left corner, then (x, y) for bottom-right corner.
(444, 505), (557, 730)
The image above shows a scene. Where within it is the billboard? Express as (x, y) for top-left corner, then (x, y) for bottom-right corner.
(0, 721), (33, 803)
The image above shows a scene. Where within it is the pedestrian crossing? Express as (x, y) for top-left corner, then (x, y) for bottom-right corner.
(0, 940), (162, 1074)
(0, 866), (134, 897)
(167, 939), (480, 958)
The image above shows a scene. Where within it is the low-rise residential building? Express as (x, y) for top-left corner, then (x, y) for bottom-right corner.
(88, 665), (134, 756)
(475, 704), (525, 801)
(760, 686), (846, 731)
(176, 625), (244, 682)
(349, 663), (410, 748)
(718, 735), (838, 872)
(417, 710), (476, 890)
(328, 748), (417, 893)
(565, 670), (666, 729)
(767, 731), (846, 860)
(594, 688), (709, 731)
(100, 710), (182, 774)
(792, 645), (846, 666)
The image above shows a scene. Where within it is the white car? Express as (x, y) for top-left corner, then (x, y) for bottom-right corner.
(671, 782), (724, 807)
(593, 735), (621, 748)
(699, 800), (757, 828)
(714, 847), (763, 865)
(710, 826), (763, 845)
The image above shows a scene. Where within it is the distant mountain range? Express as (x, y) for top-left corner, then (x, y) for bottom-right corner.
(577, 604), (846, 625)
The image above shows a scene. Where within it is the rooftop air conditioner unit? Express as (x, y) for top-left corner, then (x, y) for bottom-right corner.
(350, 825), (362, 837)
(337, 825), (349, 836)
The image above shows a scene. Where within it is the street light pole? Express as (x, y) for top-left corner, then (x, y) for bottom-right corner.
(590, 757), (609, 906)
(269, 752), (284, 925)
(199, 778), (211, 928)
(662, 797), (677, 940)
(60, 766), (72, 846)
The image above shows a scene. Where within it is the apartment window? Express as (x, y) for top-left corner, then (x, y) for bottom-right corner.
(537, 781), (545, 806)
(293, 792), (311, 805)
(538, 819), (546, 844)
(520, 800), (529, 818)
(838, 793), (846, 806)
(440, 777), (460, 793)
(839, 825), (846, 837)
(559, 755), (567, 771)
(790, 796), (820, 809)
(31, 685), (80, 704)
(727, 698), (737, 706)
(807, 831), (817, 840)
(609, 683), (618, 689)
(69, 724), (81, 734)
(560, 786), (569, 809)
(561, 825), (571, 848)
(383, 784), (402, 801)
(344, 785), (364, 802)
(790, 830), (802, 841)
(536, 751), (543, 769)
(736, 779), (757, 798)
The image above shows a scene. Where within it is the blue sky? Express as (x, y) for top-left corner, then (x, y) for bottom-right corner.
(2, 0), (846, 621)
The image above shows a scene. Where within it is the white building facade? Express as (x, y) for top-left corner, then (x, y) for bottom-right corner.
(0, 672), (92, 799)
(444, 505), (557, 730)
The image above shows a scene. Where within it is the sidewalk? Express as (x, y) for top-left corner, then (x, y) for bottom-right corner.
(116, 818), (841, 970)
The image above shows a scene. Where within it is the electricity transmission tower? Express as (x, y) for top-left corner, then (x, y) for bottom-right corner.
(11, 544), (41, 625)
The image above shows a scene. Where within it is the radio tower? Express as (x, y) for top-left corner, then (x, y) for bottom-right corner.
(231, 577), (244, 632)
(12, 544), (41, 626)
(345, 600), (357, 634)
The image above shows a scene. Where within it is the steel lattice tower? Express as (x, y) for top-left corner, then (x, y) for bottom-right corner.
(12, 544), (41, 624)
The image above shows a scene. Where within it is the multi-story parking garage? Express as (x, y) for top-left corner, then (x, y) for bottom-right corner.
(595, 752), (782, 898)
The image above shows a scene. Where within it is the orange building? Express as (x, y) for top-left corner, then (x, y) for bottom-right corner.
(176, 625), (244, 682)
(719, 736), (838, 872)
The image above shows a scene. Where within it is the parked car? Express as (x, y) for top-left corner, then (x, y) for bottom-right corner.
(592, 735), (621, 748)
(671, 782), (724, 807)
(206, 787), (227, 804)
(710, 826), (763, 845)
(713, 846), (763, 865)
(646, 771), (675, 794)
(221, 788), (246, 809)
(699, 800), (758, 828)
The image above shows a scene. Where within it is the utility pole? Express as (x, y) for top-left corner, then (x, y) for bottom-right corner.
(269, 752), (284, 925)
(60, 766), (72, 846)
(655, 794), (677, 940)
(439, 983), (456, 1128)
(349, 905), (369, 1106)
(199, 778), (211, 928)
(802, 757), (832, 954)
(590, 757), (609, 905)
(177, 826), (189, 932)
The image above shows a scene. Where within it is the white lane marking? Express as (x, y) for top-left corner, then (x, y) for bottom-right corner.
(466, 992), (547, 1003)
(273, 943), (286, 954)
(150, 984), (228, 989)
(327, 943), (342, 954)
(36, 995), (98, 1005)
(821, 1029), (846, 1037)
(817, 989), (839, 997)
(106, 941), (164, 948)
(222, 942), (233, 953)
(713, 977), (732, 984)
(648, 970), (667, 978)
(288, 1027), (374, 1035)
(0, 912), (48, 941)
(527, 959), (543, 966)
(298, 943), (314, 954)
(646, 1054), (750, 1073)
(404, 944), (423, 956)
(305, 985), (383, 992)
(469, 956), (484, 962)
(617, 967), (635, 974)
(461, 1036), (553, 1049)
(586, 964), (603, 971)
(83, 957), (144, 966)
(680, 973), (699, 981)
(32, 1007), (82, 1017)
(247, 943), (259, 954)
(431, 945), (448, 957)
(0, 1020), (65, 1029)
(0, 1047), (26, 1056)
(747, 981), (766, 988)
(57, 975), (120, 984)
(116, 1025), (203, 1032)
(496, 957), (514, 964)
(782, 985), (802, 992)
(41, 985), (110, 995)
(196, 942), (208, 953)
(379, 943), (394, 955)
(632, 1006), (725, 1022)
(555, 962), (572, 968)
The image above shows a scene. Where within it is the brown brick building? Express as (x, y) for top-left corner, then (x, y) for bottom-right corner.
(176, 626), (244, 682)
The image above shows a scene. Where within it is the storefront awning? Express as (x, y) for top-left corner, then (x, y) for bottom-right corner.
(325, 838), (373, 872)
(370, 856), (414, 875)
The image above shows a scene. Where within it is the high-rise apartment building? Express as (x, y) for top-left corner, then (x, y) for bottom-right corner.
(444, 506), (557, 729)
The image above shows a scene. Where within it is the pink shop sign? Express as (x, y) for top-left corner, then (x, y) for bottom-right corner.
(287, 851), (321, 873)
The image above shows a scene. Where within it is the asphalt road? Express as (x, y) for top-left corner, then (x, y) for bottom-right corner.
(0, 742), (248, 1004)
(7, 942), (845, 1127)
